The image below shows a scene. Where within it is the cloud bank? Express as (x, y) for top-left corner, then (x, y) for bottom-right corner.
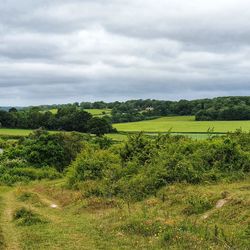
(0, 0), (250, 105)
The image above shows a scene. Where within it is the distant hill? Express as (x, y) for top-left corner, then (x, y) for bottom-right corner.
(0, 106), (24, 111)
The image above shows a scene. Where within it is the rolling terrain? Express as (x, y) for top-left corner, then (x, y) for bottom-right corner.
(0, 178), (249, 249)
(1, 115), (250, 141)
(114, 116), (250, 133)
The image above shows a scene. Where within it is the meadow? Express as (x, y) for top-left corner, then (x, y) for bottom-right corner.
(114, 116), (250, 133)
(45, 108), (112, 117)
(0, 178), (248, 249)
(0, 128), (33, 137)
(2, 114), (250, 141)
(84, 109), (112, 116)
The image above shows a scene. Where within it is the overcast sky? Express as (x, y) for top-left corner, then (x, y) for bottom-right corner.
(0, 0), (250, 105)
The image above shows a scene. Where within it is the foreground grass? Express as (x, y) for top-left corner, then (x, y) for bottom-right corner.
(0, 178), (249, 249)
(114, 116), (250, 133)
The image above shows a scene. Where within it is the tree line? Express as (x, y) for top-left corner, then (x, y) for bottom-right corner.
(79, 96), (250, 122)
(0, 105), (115, 136)
(1, 96), (250, 125)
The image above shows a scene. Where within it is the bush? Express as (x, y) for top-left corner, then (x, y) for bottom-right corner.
(183, 196), (213, 215)
(3, 130), (85, 172)
(13, 207), (47, 226)
(67, 146), (120, 188)
(67, 132), (250, 201)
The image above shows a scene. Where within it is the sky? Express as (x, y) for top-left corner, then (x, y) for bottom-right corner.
(0, 0), (250, 106)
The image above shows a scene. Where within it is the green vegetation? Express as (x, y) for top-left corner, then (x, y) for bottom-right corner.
(44, 108), (112, 117)
(0, 97), (250, 249)
(48, 108), (57, 114)
(0, 130), (87, 185)
(0, 178), (248, 249)
(24, 96), (250, 123)
(0, 105), (115, 136)
(13, 207), (47, 226)
(84, 96), (250, 123)
(66, 132), (250, 201)
(84, 109), (112, 117)
(0, 131), (248, 248)
(0, 129), (32, 137)
(114, 116), (250, 133)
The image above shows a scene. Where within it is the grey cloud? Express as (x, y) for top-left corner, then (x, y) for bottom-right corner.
(0, 0), (250, 105)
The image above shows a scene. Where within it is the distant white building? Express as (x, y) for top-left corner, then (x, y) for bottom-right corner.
(145, 107), (154, 111)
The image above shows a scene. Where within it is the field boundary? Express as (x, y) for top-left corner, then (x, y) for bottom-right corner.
(118, 131), (228, 135)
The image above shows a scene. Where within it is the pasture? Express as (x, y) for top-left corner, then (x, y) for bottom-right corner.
(0, 128), (33, 137)
(2, 115), (250, 141)
(114, 116), (250, 133)
(46, 108), (112, 117)
(84, 109), (112, 116)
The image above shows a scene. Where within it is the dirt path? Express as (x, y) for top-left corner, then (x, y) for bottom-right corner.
(0, 191), (21, 250)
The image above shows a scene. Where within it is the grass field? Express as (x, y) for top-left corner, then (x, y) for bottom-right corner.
(0, 129), (125, 141)
(0, 128), (33, 137)
(84, 109), (112, 116)
(114, 116), (250, 133)
(48, 108), (58, 114)
(46, 108), (112, 117)
(1, 115), (250, 141)
(0, 178), (249, 249)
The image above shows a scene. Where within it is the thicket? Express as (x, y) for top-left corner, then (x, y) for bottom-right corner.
(0, 129), (115, 185)
(67, 131), (250, 201)
(0, 130), (89, 185)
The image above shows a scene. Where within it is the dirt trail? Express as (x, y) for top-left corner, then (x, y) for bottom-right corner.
(0, 191), (21, 250)
(0, 185), (116, 249)
(202, 198), (230, 220)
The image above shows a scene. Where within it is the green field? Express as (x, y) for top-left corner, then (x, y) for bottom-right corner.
(1, 115), (250, 140)
(84, 109), (111, 116)
(44, 108), (111, 117)
(114, 116), (250, 133)
(0, 128), (33, 136)
(0, 128), (126, 142)
(48, 108), (58, 114)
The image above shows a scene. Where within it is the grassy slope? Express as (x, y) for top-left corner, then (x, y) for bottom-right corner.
(114, 116), (250, 133)
(0, 129), (61, 137)
(46, 108), (112, 117)
(84, 109), (111, 116)
(0, 178), (249, 249)
(1, 115), (250, 140)
(0, 129), (33, 136)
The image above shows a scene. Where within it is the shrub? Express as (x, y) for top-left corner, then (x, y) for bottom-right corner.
(67, 132), (250, 201)
(67, 146), (120, 188)
(183, 196), (213, 215)
(3, 130), (85, 172)
(13, 207), (47, 226)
